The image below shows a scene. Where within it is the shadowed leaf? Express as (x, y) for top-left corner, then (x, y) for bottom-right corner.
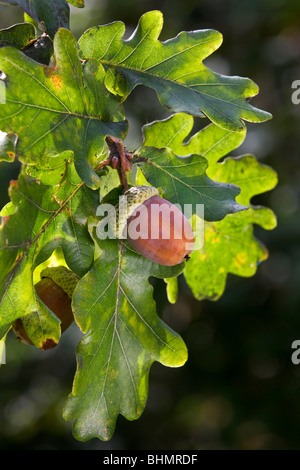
(134, 145), (246, 222)
(0, 22), (35, 49)
(0, 0), (70, 38)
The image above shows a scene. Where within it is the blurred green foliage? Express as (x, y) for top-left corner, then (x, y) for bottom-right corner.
(0, 0), (300, 450)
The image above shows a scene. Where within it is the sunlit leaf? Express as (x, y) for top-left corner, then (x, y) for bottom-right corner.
(142, 113), (277, 300)
(0, 28), (127, 188)
(64, 238), (187, 441)
(67, 0), (84, 7)
(0, 167), (98, 345)
(79, 10), (271, 131)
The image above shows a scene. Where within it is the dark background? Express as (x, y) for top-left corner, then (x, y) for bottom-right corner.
(0, 0), (300, 450)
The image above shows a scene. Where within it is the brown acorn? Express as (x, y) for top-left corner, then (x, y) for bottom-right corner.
(12, 266), (78, 348)
(117, 186), (195, 266)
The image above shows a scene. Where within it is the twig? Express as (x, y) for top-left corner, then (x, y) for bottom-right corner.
(105, 135), (132, 193)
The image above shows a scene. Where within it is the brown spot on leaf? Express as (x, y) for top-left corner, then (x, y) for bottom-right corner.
(41, 338), (58, 350)
(50, 74), (63, 89)
(9, 179), (19, 188)
(44, 68), (63, 89)
(53, 194), (63, 205)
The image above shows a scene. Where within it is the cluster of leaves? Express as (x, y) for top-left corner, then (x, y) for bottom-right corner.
(0, 2), (277, 441)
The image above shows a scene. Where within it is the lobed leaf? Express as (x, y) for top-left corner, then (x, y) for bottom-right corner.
(142, 113), (278, 300)
(64, 239), (187, 441)
(0, 167), (98, 345)
(185, 155), (278, 300)
(134, 146), (246, 222)
(0, 28), (127, 187)
(79, 10), (272, 131)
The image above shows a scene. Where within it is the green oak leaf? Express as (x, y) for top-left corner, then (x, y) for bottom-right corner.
(0, 166), (98, 345)
(0, 23), (35, 49)
(0, 23), (53, 65)
(142, 113), (277, 300)
(0, 235), (62, 349)
(165, 277), (178, 304)
(185, 155), (278, 300)
(67, 0), (84, 7)
(23, 12), (39, 30)
(142, 113), (247, 167)
(78, 10), (271, 131)
(63, 239), (187, 441)
(0, 0), (70, 38)
(25, 150), (72, 185)
(0, 28), (127, 188)
(133, 146), (246, 222)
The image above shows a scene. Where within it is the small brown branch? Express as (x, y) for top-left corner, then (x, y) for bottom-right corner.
(105, 135), (132, 193)
(118, 147), (129, 193)
(94, 158), (111, 171)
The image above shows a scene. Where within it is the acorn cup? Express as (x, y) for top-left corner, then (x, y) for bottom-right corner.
(116, 186), (195, 266)
(12, 266), (79, 349)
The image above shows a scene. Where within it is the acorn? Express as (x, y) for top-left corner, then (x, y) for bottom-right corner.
(12, 266), (79, 348)
(116, 186), (195, 266)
